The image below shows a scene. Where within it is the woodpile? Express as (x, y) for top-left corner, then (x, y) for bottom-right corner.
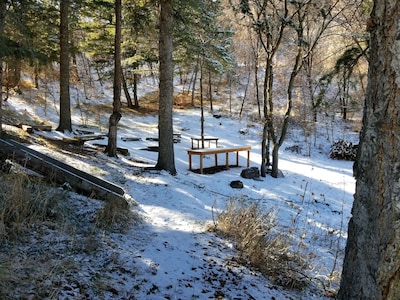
(329, 140), (358, 161)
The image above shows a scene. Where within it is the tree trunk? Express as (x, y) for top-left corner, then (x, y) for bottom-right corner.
(155, 0), (176, 175)
(34, 60), (39, 89)
(239, 68), (251, 118)
(0, 0), (6, 137)
(200, 64), (205, 148)
(269, 27), (301, 178)
(56, 0), (72, 132)
(105, 0), (122, 157)
(122, 69), (133, 108)
(254, 59), (261, 119)
(208, 70), (213, 112)
(191, 55), (199, 107)
(133, 70), (139, 107)
(338, 2), (400, 299)
(261, 61), (273, 177)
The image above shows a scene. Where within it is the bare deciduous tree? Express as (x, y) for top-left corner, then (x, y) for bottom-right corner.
(231, 0), (342, 178)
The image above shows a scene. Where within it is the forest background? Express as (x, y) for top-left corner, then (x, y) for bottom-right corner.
(0, 0), (371, 162)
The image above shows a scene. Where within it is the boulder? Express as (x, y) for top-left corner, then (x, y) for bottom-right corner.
(240, 167), (260, 179)
(230, 180), (244, 189)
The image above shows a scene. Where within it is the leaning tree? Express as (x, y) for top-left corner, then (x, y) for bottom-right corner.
(338, 1), (400, 299)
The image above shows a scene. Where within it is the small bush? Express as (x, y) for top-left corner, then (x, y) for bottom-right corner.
(214, 197), (309, 290)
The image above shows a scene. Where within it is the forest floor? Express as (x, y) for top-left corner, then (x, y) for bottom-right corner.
(0, 85), (358, 299)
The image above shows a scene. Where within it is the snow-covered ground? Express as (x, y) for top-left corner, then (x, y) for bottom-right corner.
(1, 80), (358, 299)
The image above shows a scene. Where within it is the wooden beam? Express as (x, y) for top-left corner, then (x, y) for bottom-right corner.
(0, 139), (133, 207)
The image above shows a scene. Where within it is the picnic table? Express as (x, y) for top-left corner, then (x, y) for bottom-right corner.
(187, 146), (251, 174)
(191, 136), (219, 149)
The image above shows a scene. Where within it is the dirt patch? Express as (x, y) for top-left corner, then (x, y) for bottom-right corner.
(122, 90), (202, 115)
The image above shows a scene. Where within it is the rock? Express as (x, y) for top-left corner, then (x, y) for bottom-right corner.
(239, 128), (248, 135)
(230, 180), (243, 189)
(240, 167), (260, 179)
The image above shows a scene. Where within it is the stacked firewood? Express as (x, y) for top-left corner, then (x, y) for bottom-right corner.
(329, 140), (358, 161)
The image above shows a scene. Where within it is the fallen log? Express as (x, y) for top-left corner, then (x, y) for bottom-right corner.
(121, 137), (142, 142)
(20, 124), (52, 132)
(0, 138), (134, 207)
(91, 143), (130, 156)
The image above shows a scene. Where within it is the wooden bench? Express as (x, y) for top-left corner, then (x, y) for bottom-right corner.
(191, 137), (219, 149)
(187, 146), (251, 174)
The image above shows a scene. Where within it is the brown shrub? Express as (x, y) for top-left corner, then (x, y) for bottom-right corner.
(214, 197), (309, 290)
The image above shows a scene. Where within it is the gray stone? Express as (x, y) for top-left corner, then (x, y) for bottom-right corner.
(240, 167), (260, 179)
(230, 180), (244, 189)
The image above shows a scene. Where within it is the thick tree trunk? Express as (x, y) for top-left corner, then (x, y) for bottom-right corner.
(261, 62), (273, 177)
(105, 0), (122, 157)
(155, 0), (176, 175)
(0, 0), (6, 137)
(338, 2), (400, 299)
(56, 0), (72, 132)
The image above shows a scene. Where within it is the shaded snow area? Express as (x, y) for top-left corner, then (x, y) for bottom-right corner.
(1, 90), (358, 299)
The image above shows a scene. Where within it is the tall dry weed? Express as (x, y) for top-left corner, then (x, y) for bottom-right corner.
(214, 197), (309, 290)
(0, 172), (66, 240)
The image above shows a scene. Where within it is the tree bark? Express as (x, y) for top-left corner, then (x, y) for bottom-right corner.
(0, 0), (6, 137)
(133, 65), (139, 107)
(155, 0), (176, 175)
(338, 2), (400, 299)
(122, 69), (133, 108)
(56, 0), (72, 132)
(105, 0), (122, 157)
(191, 55), (199, 107)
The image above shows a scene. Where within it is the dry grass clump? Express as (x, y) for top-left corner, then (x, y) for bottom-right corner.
(0, 171), (67, 241)
(214, 197), (309, 290)
(0, 168), (139, 298)
(95, 200), (140, 233)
